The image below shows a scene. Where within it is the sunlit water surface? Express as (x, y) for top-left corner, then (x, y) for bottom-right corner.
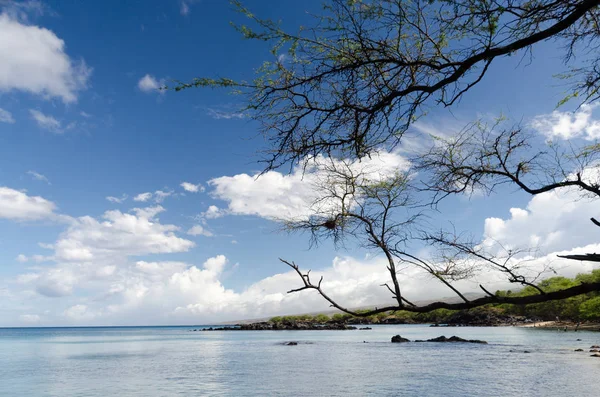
(1, 325), (598, 396)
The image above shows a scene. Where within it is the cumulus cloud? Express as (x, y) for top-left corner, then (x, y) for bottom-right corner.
(138, 74), (165, 94)
(209, 151), (409, 220)
(187, 225), (213, 237)
(53, 206), (194, 263)
(530, 104), (600, 140)
(0, 186), (56, 220)
(0, 13), (90, 103)
(0, 107), (14, 123)
(201, 205), (226, 219)
(16, 254), (28, 263)
(482, 169), (600, 255)
(180, 182), (204, 193)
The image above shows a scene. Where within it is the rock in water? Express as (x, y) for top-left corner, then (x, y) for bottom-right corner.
(419, 335), (487, 344)
(391, 335), (410, 343)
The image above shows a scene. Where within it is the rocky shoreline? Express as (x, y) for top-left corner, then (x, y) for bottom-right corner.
(191, 314), (600, 333)
(194, 322), (357, 331)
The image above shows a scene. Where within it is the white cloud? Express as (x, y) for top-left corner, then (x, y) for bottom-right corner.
(27, 170), (50, 184)
(180, 182), (204, 193)
(530, 104), (600, 140)
(0, 186), (56, 220)
(29, 109), (62, 133)
(201, 204), (226, 219)
(153, 190), (172, 203)
(106, 194), (127, 204)
(133, 190), (173, 203)
(138, 74), (165, 94)
(0, 13), (90, 103)
(481, 169), (600, 255)
(64, 304), (96, 321)
(0, 1), (47, 23)
(206, 108), (246, 120)
(187, 225), (213, 237)
(54, 206), (194, 262)
(133, 192), (152, 202)
(209, 151), (409, 220)
(80, 111), (91, 118)
(16, 254), (28, 263)
(179, 1), (190, 15)
(19, 314), (40, 323)
(8, 236), (599, 326)
(0, 107), (14, 123)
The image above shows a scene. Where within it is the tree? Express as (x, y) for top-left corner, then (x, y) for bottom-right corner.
(176, 0), (600, 315)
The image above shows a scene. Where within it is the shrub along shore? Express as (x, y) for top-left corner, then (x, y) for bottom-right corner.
(196, 269), (600, 332)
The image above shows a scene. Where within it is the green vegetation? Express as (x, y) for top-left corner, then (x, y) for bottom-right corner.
(269, 270), (600, 325)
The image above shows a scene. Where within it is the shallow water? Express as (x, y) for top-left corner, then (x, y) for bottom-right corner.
(1, 325), (598, 396)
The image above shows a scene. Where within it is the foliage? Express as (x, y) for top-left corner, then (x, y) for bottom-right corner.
(175, 0), (600, 168)
(177, 0), (600, 315)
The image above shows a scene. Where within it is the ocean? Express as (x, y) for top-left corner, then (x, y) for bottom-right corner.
(0, 325), (598, 396)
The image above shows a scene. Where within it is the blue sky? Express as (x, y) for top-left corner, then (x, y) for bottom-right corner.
(1, 0), (599, 326)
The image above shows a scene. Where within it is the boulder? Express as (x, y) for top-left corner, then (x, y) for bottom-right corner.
(286, 341), (298, 346)
(420, 335), (487, 344)
(591, 345), (600, 349)
(391, 335), (410, 343)
(575, 349), (584, 352)
(591, 353), (600, 357)
(589, 349), (599, 353)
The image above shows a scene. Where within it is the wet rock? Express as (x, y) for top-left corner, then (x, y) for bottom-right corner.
(575, 349), (584, 352)
(591, 353), (600, 357)
(591, 345), (600, 348)
(589, 349), (599, 353)
(286, 341), (298, 346)
(359, 327), (372, 330)
(391, 335), (410, 343)
(202, 322), (356, 331)
(576, 339), (582, 341)
(418, 335), (488, 344)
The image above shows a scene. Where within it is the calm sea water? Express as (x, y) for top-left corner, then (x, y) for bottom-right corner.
(0, 324), (598, 396)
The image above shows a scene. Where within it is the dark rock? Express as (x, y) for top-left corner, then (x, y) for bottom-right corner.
(591, 345), (600, 348)
(286, 341), (298, 346)
(523, 350), (531, 353)
(418, 335), (487, 344)
(575, 349), (584, 352)
(359, 327), (372, 330)
(444, 311), (527, 327)
(576, 339), (582, 341)
(201, 321), (357, 331)
(591, 353), (600, 357)
(391, 335), (410, 343)
(589, 349), (599, 353)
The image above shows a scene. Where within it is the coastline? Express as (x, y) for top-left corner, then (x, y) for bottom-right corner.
(518, 321), (600, 331)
